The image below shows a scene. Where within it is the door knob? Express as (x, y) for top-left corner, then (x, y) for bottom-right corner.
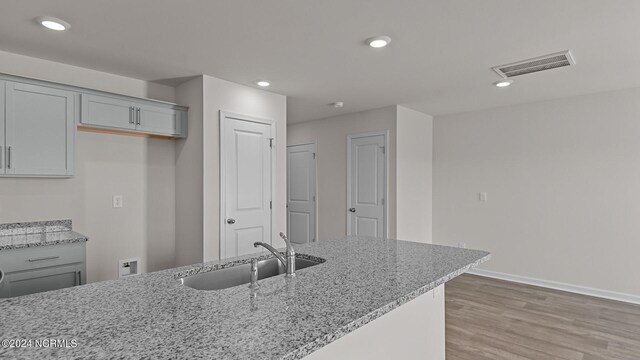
(349, 208), (356, 213)
(226, 218), (236, 224)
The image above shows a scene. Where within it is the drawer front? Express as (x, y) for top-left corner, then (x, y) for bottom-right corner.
(0, 243), (85, 274)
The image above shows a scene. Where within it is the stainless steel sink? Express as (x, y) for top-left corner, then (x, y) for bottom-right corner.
(180, 255), (324, 291)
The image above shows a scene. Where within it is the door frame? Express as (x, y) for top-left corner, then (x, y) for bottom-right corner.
(219, 111), (276, 258)
(286, 140), (318, 243)
(346, 131), (389, 238)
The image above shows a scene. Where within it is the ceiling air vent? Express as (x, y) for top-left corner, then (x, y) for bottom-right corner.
(492, 51), (575, 78)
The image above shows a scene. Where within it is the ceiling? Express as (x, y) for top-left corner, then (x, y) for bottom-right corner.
(1, 1), (639, 123)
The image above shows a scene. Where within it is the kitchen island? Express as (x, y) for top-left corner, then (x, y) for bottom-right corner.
(0, 236), (489, 359)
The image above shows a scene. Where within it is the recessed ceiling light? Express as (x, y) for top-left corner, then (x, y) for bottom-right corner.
(366, 36), (391, 48)
(255, 80), (270, 87)
(494, 79), (513, 88)
(35, 16), (70, 31)
(332, 102), (344, 108)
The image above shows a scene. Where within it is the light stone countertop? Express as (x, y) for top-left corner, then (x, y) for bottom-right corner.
(0, 236), (489, 359)
(0, 220), (88, 251)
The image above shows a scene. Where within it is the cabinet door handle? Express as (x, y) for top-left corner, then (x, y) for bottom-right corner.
(76, 270), (81, 286)
(136, 108), (141, 125)
(0, 268), (4, 285)
(129, 107), (134, 124)
(0, 146), (2, 169)
(6, 146), (11, 170)
(27, 256), (60, 262)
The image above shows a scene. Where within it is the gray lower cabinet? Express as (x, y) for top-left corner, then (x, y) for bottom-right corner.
(0, 243), (86, 298)
(81, 93), (187, 137)
(1, 81), (75, 177)
(1, 263), (83, 298)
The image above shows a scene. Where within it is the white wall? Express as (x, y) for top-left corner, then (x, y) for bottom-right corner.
(0, 51), (175, 103)
(175, 75), (287, 263)
(433, 87), (640, 297)
(174, 77), (204, 267)
(288, 106), (398, 240)
(0, 50), (177, 282)
(396, 106), (433, 243)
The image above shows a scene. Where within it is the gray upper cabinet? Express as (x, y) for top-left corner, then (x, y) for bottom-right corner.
(137, 102), (182, 135)
(0, 73), (188, 178)
(3, 82), (75, 177)
(80, 93), (187, 138)
(81, 94), (136, 130)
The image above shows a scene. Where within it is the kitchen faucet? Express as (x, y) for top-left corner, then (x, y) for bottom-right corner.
(254, 232), (296, 277)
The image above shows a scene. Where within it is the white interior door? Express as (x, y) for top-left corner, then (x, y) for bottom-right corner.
(348, 133), (386, 238)
(287, 143), (316, 244)
(222, 114), (273, 258)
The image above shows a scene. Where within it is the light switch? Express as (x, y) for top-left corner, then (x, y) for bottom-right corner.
(112, 195), (123, 208)
(479, 192), (488, 202)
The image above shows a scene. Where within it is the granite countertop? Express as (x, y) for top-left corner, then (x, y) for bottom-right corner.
(0, 236), (489, 359)
(0, 220), (88, 251)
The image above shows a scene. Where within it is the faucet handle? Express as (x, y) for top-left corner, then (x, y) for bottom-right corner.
(249, 258), (259, 287)
(280, 232), (295, 259)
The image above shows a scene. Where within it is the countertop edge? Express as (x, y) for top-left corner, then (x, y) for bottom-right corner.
(0, 234), (89, 251)
(283, 252), (491, 360)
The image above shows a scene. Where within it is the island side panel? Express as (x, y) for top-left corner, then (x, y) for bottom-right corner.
(303, 285), (445, 360)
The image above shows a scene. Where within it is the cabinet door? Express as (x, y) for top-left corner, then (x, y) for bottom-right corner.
(0, 264), (81, 298)
(81, 94), (135, 130)
(5, 82), (75, 176)
(0, 269), (7, 298)
(136, 103), (180, 135)
(0, 81), (5, 175)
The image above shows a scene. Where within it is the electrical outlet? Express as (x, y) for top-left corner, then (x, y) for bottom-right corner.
(479, 192), (488, 202)
(112, 195), (123, 208)
(458, 242), (467, 249)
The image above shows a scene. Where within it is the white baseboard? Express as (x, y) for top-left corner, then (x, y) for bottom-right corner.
(468, 268), (640, 305)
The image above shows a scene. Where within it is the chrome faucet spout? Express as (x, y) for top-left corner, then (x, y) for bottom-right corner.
(254, 232), (296, 277)
(253, 242), (286, 267)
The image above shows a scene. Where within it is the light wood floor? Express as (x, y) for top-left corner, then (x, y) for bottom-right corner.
(446, 274), (640, 360)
